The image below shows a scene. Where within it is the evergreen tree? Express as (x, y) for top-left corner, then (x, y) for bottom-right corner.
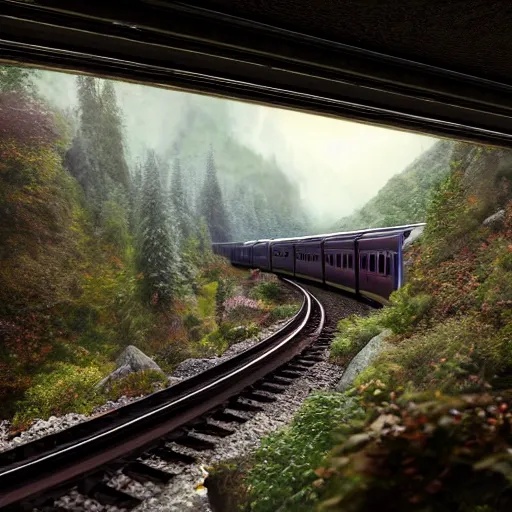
(138, 150), (179, 307)
(199, 148), (231, 242)
(170, 157), (193, 239)
(100, 80), (131, 191)
(66, 76), (105, 215)
(0, 65), (37, 94)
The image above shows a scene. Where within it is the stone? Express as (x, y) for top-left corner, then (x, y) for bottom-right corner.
(336, 329), (392, 392)
(116, 345), (163, 373)
(483, 209), (505, 230)
(96, 346), (163, 390)
(403, 225), (425, 250)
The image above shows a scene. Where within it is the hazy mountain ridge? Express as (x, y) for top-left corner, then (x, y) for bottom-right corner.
(333, 139), (455, 231)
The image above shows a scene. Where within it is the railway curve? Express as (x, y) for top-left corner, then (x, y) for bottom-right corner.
(0, 279), (326, 511)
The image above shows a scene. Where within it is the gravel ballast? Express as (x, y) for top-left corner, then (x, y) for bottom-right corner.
(0, 319), (293, 454)
(3, 284), (368, 512)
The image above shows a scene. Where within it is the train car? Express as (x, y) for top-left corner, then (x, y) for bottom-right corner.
(252, 240), (271, 270)
(357, 229), (405, 305)
(269, 239), (297, 276)
(212, 242), (237, 260)
(294, 237), (324, 283)
(214, 223), (424, 305)
(323, 233), (362, 293)
(231, 241), (255, 267)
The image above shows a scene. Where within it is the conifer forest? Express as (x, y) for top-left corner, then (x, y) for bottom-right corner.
(0, 66), (306, 425)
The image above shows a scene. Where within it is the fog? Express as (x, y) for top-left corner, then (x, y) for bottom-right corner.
(232, 103), (437, 225)
(38, 69), (437, 226)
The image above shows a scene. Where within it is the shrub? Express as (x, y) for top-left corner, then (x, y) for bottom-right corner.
(251, 281), (283, 303)
(269, 303), (299, 321)
(357, 317), (506, 396)
(108, 369), (168, 400)
(12, 363), (104, 427)
(246, 392), (364, 512)
(381, 284), (433, 335)
(318, 393), (512, 512)
(330, 313), (383, 365)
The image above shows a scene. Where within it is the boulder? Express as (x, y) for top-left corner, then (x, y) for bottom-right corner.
(336, 329), (392, 392)
(96, 346), (163, 390)
(403, 225), (425, 250)
(483, 209), (505, 230)
(116, 345), (162, 373)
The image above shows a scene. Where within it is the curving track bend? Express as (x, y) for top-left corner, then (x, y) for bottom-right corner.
(0, 279), (327, 511)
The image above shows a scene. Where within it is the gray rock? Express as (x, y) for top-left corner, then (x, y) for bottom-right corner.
(403, 225), (425, 250)
(116, 345), (162, 373)
(483, 209), (505, 230)
(336, 329), (392, 391)
(96, 346), (163, 390)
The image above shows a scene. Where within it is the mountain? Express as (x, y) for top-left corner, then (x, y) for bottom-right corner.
(333, 139), (455, 231)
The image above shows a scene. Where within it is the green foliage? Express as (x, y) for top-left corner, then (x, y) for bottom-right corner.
(246, 393), (364, 512)
(200, 149), (231, 242)
(198, 281), (218, 322)
(12, 363), (104, 427)
(138, 149), (179, 307)
(358, 317), (507, 396)
(335, 140), (454, 231)
(251, 281), (283, 303)
(108, 370), (168, 400)
(330, 313), (382, 365)
(381, 284), (433, 334)
(269, 303), (299, 321)
(318, 393), (512, 512)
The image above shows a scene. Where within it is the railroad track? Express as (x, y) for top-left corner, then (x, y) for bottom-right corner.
(0, 279), (326, 511)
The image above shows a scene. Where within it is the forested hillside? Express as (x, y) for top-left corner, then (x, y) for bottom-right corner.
(334, 139), (455, 230)
(0, 66), (303, 426)
(234, 140), (512, 511)
(38, 72), (310, 242)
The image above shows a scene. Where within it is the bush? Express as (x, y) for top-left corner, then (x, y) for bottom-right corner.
(246, 392), (364, 512)
(318, 393), (512, 512)
(381, 284), (433, 335)
(251, 281), (283, 303)
(330, 313), (383, 365)
(269, 303), (299, 321)
(13, 363), (104, 427)
(108, 369), (168, 400)
(357, 317), (506, 396)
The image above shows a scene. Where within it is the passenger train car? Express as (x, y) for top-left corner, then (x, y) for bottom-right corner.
(212, 224), (424, 305)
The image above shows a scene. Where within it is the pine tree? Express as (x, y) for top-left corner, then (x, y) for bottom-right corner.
(170, 156), (193, 239)
(100, 80), (131, 192)
(138, 150), (179, 307)
(66, 76), (105, 214)
(199, 148), (231, 242)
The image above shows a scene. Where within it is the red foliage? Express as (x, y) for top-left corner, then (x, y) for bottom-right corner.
(0, 92), (58, 146)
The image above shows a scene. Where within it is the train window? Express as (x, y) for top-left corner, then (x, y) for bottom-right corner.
(336, 254), (341, 268)
(361, 254), (367, 270)
(369, 253), (376, 272)
(394, 254), (399, 276)
(348, 254), (353, 269)
(285, 251), (289, 257)
(329, 254), (334, 266)
(314, 255), (318, 262)
(386, 255), (392, 276)
(378, 253), (385, 274)
(325, 254), (329, 264)
(342, 254), (347, 268)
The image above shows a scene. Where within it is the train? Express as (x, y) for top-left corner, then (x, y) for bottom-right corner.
(212, 223), (425, 305)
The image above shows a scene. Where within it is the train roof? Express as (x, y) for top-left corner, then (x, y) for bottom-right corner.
(261, 223), (426, 244)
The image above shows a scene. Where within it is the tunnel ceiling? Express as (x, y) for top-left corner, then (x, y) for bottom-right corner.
(189, 0), (512, 85)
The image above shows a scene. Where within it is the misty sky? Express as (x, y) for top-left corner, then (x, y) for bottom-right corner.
(38, 69), (437, 226)
(232, 103), (437, 225)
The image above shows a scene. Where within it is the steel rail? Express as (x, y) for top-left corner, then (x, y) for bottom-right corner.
(0, 279), (322, 510)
